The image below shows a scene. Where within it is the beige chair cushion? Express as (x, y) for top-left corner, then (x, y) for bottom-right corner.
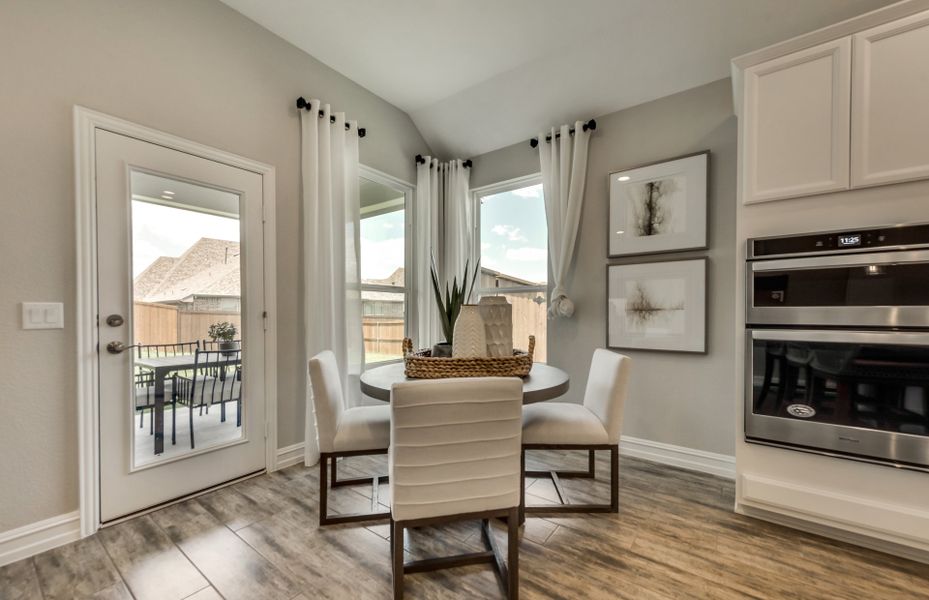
(582, 349), (632, 444)
(333, 405), (390, 453)
(390, 378), (523, 522)
(307, 351), (345, 454)
(521, 402), (609, 445)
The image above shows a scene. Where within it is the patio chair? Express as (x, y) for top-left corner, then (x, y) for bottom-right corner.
(135, 341), (199, 442)
(137, 340), (200, 358)
(174, 349), (242, 449)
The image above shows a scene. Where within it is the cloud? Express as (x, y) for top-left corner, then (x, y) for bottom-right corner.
(491, 224), (527, 242)
(481, 242), (492, 250)
(505, 247), (547, 262)
(512, 185), (542, 199)
(382, 222), (395, 229)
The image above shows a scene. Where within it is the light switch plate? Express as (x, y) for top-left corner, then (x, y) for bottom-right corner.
(22, 302), (64, 330)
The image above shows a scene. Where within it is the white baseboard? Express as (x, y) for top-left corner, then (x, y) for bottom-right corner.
(738, 473), (929, 560)
(620, 436), (736, 480)
(0, 511), (81, 567)
(274, 442), (306, 470)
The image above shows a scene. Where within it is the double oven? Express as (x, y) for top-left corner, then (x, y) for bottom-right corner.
(745, 224), (929, 471)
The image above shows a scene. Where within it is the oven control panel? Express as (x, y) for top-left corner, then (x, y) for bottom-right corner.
(750, 223), (929, 259)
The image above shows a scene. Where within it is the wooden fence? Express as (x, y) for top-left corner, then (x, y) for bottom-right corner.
(497, 293), (547, 363)
(133, 302), (242, 347)
(363, 317), (404, 358)
(136, 298), (546, 362)
(361, 296), (547, 363)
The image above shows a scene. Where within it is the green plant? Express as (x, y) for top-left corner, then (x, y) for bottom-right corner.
(430, 256), (480, 345)
(208, 321), (237, 342)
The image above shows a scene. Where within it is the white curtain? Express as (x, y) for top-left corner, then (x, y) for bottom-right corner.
(414, 157), (442, 349)
(414, 158), (472, 348)
(301, 99), (363, 466)
(539, 122), (591, 318)
(441, 160), (473, 283)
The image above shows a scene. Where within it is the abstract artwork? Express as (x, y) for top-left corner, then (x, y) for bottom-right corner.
(609, 152), (708, 257)
(607, 259), (706, 353)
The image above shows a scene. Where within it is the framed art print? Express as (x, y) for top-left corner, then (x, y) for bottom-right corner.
(608, 151), (708, 257)
(607, 258), (706, 353)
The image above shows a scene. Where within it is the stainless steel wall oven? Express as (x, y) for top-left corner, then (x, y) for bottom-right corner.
(746, 224), (929, 471)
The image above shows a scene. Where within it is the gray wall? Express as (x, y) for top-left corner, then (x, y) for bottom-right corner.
(0, 0), (430, 532)
(471, 78), (737, 456)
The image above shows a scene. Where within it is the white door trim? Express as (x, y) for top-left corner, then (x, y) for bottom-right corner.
(73, 106), (277, 537)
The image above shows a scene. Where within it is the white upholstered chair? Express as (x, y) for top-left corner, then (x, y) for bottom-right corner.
(521, 349), (631, 518)
(389, 377), (523, 600)
(308, 350), (390, 526)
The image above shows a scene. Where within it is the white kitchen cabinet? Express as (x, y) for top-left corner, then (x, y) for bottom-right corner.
(742, 38), (851, 204)
(852, 10), (929, 188)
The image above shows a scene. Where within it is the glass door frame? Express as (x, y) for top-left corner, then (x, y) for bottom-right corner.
(74, 106), (278, 536)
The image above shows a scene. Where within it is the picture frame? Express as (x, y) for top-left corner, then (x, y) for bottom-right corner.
(608, 151), (709, 257)
(606, 258), (706, 353)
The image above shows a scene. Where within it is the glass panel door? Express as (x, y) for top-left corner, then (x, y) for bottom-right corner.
(96, 128), (266, 522)
(130, 171), (244, 466)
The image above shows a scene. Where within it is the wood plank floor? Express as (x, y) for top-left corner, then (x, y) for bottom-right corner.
(3, 452), (928, 599)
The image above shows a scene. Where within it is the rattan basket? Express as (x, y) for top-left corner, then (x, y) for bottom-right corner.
(402, 336), (535, 379)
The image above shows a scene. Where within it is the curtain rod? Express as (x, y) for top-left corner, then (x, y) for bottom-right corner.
(415, 155), (472, 168)
(295, 97), (366, 138)
(529, 119), (597, 148)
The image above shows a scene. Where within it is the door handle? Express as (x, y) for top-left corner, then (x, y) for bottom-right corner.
(106, 341), (140, 354)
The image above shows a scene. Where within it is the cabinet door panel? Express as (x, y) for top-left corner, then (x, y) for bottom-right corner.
(852, 10), (929, 187)
(743, 38), (851, 204)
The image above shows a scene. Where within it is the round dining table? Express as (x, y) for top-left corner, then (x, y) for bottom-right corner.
(360, 362), (570, 403)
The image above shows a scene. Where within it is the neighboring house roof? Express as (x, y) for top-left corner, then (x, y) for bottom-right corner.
(359, 267), (540, 305)
(363, 267), (405, 287)
(478, 267), (540, 288)
(135, 238), (241, 303)
(134, 256), (178, 299)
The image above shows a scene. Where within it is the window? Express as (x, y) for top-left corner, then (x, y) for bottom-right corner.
(474, 176), (548, 362)
(359, 170), (412, 366)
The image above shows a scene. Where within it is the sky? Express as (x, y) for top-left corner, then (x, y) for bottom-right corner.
(132, 200), (240, 277)
(359, 208), (405, 281)
(479, 183), (547, 284)
(358, 183), (547, 285)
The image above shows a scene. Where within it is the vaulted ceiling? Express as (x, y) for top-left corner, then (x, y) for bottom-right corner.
(220, 0), (895, 158)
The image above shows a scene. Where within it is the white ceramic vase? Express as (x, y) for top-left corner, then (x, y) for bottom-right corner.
(452, 305), (487, 358)
(478, 296), (513, 357)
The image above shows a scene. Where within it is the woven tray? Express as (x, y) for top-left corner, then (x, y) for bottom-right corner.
(402, 336), (535, 379)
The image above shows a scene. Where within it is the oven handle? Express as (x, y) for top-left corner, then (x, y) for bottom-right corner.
(751, 248), (929, 272)
(749, 328), (929, 346)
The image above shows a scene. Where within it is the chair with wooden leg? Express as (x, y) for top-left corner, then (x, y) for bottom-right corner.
(520, 349), (631, 520)
(389, 377), (523, 600)
(309, 350), (390, 526)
